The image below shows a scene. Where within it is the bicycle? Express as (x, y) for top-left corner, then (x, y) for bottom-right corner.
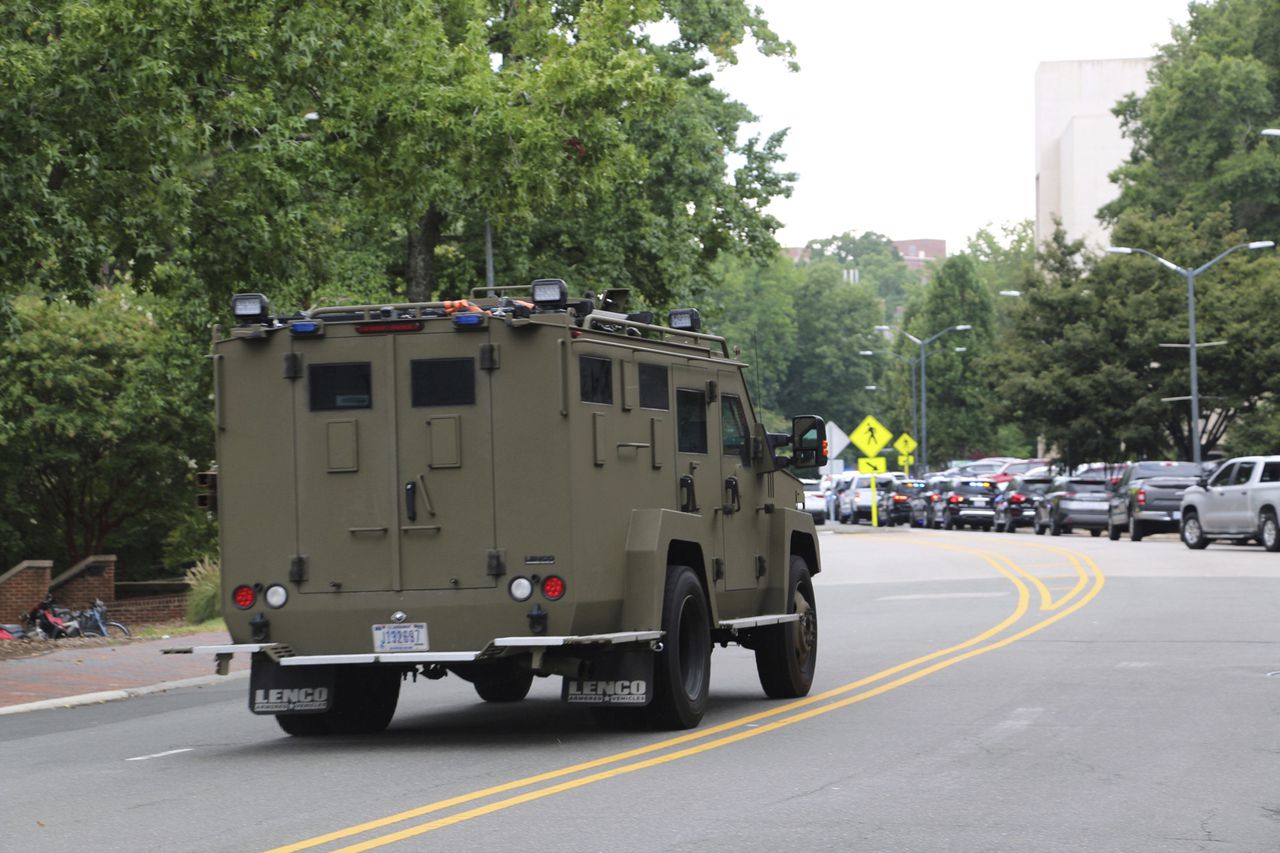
(76, 598), (131, 639)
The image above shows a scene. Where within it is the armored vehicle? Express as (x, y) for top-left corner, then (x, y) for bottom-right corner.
(175, 281), (826, 735)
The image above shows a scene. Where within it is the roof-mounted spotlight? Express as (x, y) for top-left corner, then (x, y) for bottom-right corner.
(668, 308), (701, 332)
(530, 279), (568, 311)
(231, 293), (271, 325)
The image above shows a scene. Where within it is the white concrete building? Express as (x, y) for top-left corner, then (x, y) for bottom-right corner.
(1035, 58), (1153, 251)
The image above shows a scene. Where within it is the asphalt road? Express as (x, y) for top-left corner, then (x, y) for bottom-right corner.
(3, 527), (1278, 852)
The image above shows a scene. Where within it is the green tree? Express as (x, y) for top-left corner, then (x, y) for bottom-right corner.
(702, 253), (800, 427)
(778, 261), (883, 448)
(804, 231), (916, 317)
(0, 289), (211, 576)
(898, 254), (995, 466)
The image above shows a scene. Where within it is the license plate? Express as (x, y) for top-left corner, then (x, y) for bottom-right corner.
(972, 498), (988, 506)
(372, 623), (428, 652)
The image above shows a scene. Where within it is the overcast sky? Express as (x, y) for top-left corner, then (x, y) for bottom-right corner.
(712, 0), (1194, 252)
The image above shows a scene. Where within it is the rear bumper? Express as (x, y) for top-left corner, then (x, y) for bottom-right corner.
(1061, 510), (1108, 528)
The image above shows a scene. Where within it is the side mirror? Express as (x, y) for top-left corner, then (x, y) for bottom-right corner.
(790, 415), (828, 468)
(1196, 476), (1208, 489)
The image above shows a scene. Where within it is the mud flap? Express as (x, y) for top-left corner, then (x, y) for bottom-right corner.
(249, 656), (335, 715)
(562, 647), (654, 706)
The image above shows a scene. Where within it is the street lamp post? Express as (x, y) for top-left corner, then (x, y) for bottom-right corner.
(859, 349), (919, 453)
(1107, 241), (1275, 464)
(874, 323), (972, 474)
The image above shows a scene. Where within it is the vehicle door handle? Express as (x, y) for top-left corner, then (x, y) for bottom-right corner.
(405, 481), (417, 522)
(679, 475), (699, 513)
(723, 477), (741, 514)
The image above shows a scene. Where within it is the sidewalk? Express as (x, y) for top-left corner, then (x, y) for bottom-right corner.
(0, 630), (250, 715)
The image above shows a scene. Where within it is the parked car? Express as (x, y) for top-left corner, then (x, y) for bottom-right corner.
(990, 458), (1050, 487)
(839, 474), (896, 524)
(800, 479), (826, 525)
(1179, 456), (1280, 550)
(1106, 460), (1201, 541)
(936, 479), (1000, 531)
(891, 479), (931, 527)
(876, 479), (922, 526)
(825, 471), (855, 522)
(1035, 478), (1110, 536)
(922, 475), (956, 528)
(992, 476), (1054, 532)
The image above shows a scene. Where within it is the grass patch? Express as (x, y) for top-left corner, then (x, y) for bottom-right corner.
(132, 617), (227, 640)
(184, 557), (222, 623)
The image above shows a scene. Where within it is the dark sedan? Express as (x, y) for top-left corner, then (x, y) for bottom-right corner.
(1035, 478), (1110, 536)
(992, 476), (1054, 533)
(1106, 460), (1201, 541)
(937, 479), (999, 531)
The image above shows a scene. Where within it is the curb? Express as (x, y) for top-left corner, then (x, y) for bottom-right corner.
(0, 669), (248, 717)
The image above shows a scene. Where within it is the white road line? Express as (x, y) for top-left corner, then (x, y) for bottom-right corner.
(125, 748), (193, 762)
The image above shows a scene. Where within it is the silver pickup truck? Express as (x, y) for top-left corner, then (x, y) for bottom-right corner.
(1179, 456), (1280, 551)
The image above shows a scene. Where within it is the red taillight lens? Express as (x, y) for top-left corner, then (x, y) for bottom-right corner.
(948, 495), (962, 504)
(232, 585), (256, 609)
(541, 575), (565, 600)
(1136, 488), (1146, 506)
(1011, 494), (1025, 503)
(893, 494), (908, 502)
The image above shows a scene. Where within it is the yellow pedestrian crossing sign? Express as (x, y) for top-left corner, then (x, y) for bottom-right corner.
(857, 457), (888, 473)
(894, 432), (917, 456)
(850, 415), (892, 457)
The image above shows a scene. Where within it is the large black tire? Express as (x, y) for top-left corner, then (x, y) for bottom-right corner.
(1260, 511), (1280, 552)
(1050, 515), (1062, 536)
(1128, 514), (1145, 542)
(1034, 519), (1046, 536)
(1090, 528), (1102, 537)
(276, 665), (401, 736)
(754, 556), (818, 699)
(1181, 511), (1209, 550)
(472, 658), (534, 702)
(1107, 520), (1121, 541)
(648, 565), (711, 729)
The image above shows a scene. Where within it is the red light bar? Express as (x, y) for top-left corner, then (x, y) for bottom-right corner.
(356, 321), (423, 334)
(232, 585), (256, 609)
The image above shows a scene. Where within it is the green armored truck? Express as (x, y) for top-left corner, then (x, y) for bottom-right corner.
(177, 280), (826, 735)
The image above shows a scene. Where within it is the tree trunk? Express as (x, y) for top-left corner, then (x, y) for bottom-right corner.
(406, 208), (445, 303)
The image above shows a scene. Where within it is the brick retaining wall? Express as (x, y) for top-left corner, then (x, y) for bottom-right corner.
(107, 594), (189, 625)
(0, 561), (53, 623)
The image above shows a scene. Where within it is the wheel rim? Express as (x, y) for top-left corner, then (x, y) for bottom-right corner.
(1265, 518), (1277, 548)
(677, 594), (709, 699)
(793, 588), (816, 665)
(1184, 517), (1201, 543)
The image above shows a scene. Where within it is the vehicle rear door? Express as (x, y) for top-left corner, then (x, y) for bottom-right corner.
(294, 332), (397, 592)
(394, 328), (497, 590)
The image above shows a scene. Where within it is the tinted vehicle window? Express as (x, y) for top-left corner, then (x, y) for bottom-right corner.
(1067, 480), (1108, 493)
(410, 358), (475, 407)
(309, 363), (372, 411)
(898, 482), (926, 495)
(638, 363), (669, 410)
(579, 356), (613, 404)
(954, 481), (997, 495)
(1133, 461), (1200, 478)
(1233, 461), (1256, 485)
(1019, 480), (1053, 496)
(676, 388), (707, 453)
(1262, 462), (1280, 483)
(721, 395), (748, 456)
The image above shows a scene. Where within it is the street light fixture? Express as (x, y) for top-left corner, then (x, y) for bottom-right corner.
(873, 322), (972, 473)
(998, 290), (1023, 297)
(1262, 128), (1280, 137)
(1106, 240), (1275, 463)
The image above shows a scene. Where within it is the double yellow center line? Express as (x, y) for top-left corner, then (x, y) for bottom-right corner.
(267, 539), (1104, 853)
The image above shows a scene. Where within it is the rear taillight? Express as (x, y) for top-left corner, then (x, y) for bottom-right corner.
(893, 494), (908, 502)
(1136, 488), (1146, 506)
(541, 575), (566, 600)
(1011, 494), (1025, 503)
(948, 495), (962, 504)
(232, 585), (256, 609)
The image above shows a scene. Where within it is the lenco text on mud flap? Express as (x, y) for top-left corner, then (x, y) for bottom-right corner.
(562, 648), (653, 706)
(249, 659), (336, 714)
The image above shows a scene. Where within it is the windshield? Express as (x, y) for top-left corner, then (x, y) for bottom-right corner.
(955, 481), (997, 496)
(1067, 480), (1108, 493)
(1019, 480), (1053, 496)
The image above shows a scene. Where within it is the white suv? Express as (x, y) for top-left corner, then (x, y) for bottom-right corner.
(838, 474), (896, 524)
